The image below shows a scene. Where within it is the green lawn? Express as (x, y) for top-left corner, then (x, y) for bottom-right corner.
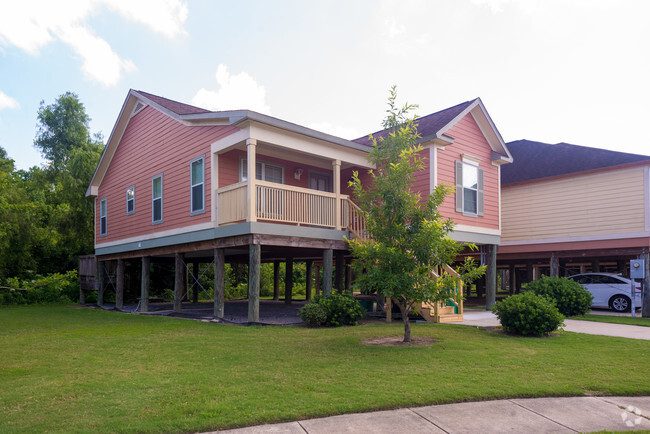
(571, 313), (650, 327)
(1, 305), (650, 433)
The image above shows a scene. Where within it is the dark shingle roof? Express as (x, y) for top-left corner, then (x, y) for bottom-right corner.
(135, 90), (211, 115)
(354, 99), (476, 146)
(502, 139), (650, 185)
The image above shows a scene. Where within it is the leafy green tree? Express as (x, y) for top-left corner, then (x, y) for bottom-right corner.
(348, 87), (484, 342)
(33, 92), (104, 270)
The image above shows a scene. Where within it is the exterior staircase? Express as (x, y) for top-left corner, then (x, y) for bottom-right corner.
(417, 265), (464, 323)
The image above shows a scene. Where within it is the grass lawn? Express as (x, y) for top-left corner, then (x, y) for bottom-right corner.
(2, 306), (650, 433)
(570, 313), (650, 327)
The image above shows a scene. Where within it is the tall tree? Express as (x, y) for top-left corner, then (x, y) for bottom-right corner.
(349, 87), (484, 342)
(33, 92), (103, 270)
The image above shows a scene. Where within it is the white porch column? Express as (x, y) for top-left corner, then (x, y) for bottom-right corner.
(247, 139), (257, 222)
(333, 159), (341, 230)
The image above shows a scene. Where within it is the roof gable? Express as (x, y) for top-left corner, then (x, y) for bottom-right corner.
(502, 139), (650, 185)
(354, 98), (512, 164)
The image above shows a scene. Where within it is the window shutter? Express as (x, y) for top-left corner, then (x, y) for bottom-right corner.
(455, 160), (463, 212)
(477, 167), (484, 216)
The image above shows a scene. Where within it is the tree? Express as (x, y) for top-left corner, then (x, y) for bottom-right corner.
(33, 92), (104, 270)
(348, 87), (484, 343)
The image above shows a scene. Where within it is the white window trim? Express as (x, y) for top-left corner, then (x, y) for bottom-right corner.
(462, 153), (482, 165)
(126, 185), (135, 216)
(100, 198), (107, 237)
(239, 157), (285, 184)
(152, 173), (163, 225)
(462, 161), (479, 217)
(190, 155), (205, 216)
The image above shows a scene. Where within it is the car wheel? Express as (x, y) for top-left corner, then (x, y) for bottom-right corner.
(609, 295), (631, 312)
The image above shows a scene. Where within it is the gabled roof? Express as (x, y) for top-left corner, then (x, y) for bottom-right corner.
(135, 90), (210, 115)
(502, 139), (650, 185)
(354, 98), (512, 164)
(86, 90), (370, 197)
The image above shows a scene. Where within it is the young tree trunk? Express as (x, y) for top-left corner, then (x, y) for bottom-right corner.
(396, 300), (411, 343)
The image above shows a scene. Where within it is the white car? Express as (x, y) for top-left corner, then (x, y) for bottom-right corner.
(567, 273), (642, 312)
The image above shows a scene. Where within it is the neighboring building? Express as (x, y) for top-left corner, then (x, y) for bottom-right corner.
(86, 90), (511, 320)
(498, 139), (650, 292)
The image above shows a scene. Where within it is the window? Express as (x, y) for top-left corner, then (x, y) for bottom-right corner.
(152, 174), (163, 224)
(240, 158), (284, 184)
(126, 185), (135, 215)
(190, 156), (205, 215)
(455, 160), (484, 216)
(100, 198), (107, 236)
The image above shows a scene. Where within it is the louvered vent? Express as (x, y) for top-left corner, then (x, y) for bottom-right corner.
(131, 102), (147, 117)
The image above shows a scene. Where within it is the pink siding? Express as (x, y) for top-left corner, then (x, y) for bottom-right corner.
(412, 149), (430, 203)
(437, 114), (500, 230)
(96, 106), (238, 243)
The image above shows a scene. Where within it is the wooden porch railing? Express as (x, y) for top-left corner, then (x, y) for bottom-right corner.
(216, 181), (368, 235)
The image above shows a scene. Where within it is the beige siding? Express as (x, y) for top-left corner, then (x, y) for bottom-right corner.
(502, 167), (646, 242)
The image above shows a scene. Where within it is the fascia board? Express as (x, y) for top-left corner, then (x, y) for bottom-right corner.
(86, 90), (138, 197)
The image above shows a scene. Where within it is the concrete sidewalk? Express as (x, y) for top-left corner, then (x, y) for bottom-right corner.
(459, 310), (650, 340)
(217, 396), (650, 433)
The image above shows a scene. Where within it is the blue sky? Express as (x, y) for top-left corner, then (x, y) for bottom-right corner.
(1, 0), (649, 170)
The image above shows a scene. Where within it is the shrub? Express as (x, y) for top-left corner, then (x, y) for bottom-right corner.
(524, 275), (593, 316)
(492, 291), (565, 336)
(0, 271), (79, 305)
(301, 293), (366, 327)
(298, 302), (327, 327)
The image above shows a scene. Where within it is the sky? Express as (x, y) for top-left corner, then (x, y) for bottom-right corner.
(0, 0), (649, 171)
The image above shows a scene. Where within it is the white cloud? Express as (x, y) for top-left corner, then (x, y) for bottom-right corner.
(0, 0), (187, 86)
(192, 65), (271, 114)
(0, 91), (20, 110)
(307, 122), (362, 141)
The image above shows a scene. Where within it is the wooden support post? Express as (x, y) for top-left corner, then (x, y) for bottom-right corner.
(345, 258), (352, 292)
(550, 252), (559, 277)
(333, 159), (341, 230)
(526, 261), (534, 283)
(315, 265), (321, 295)
(116, 259), (125, 310)
(591, 259), (600, 273)
(97, 260), (105, 306)
(617, 260), (627, 276)
(385, 296), (392, 323)
(485, 244), (496, 310)
(247, 138), (257, 223)
(509, 264), (516, 295)
(174, 253), (184, 313)
(285, 257), (293, 305)
(322, 249), (333, 295)
(248, 244), (261, 323)
(214, 248), (225, 318)
(335, 251), (344, 293)
(141, 256), (150, 313)
(305, 260), (313, 302)
(273, 260), (280, 301)
(192, 261), (199, 304)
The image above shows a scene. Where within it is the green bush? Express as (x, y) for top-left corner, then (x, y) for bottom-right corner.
(492, 291), (565, 336)
(0, 271), (79, 305)
(298, 302), (327, 327)
(524, 275), (593, 316)
(302, 293), (366, 327)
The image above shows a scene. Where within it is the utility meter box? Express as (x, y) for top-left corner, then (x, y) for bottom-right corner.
(630, 259), (645, 279)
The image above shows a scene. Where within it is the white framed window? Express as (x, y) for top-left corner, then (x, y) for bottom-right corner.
(152, 174), (163, 224)
(190, 155), (205, 215)
(126, 185), (135, 215)
(455, 161), (484, 216)
(239, 158), (284, 184)
(100, 198), (107, 236)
